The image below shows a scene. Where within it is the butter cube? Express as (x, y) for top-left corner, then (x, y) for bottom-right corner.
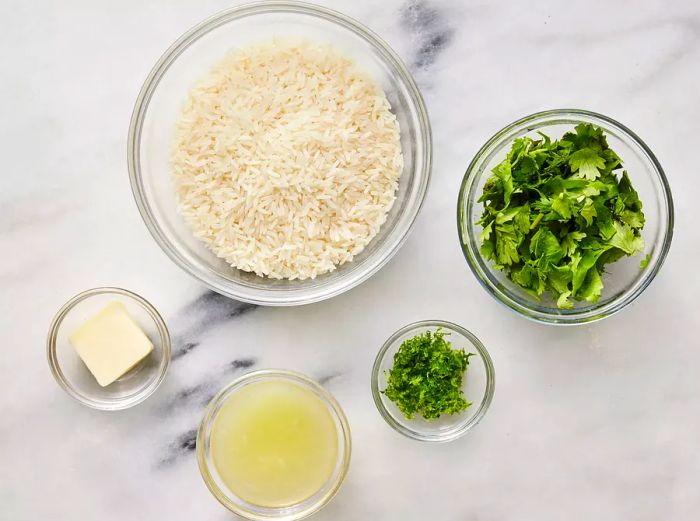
(69, 301), (154, 387)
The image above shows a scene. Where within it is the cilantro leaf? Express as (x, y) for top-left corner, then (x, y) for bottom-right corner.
(494, 223), (520, 265)
(569, 148), (606, 180)
(493, 160), (514, 207)
(551, 194), (573, 219)
(556, 291), (574, 309)
(572, 248), (607, 296)
(609, 221), (645, 255)
(561, 231), (586, 257)
(580, 198), (597, 226)
(578, 267), (604, 303)
(530, 228), (564, 267)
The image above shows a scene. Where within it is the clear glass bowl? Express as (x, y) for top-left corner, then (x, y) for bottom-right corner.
(46, 287), (171, 410)
(458, 109), (674, 325)
(197, 369), (351, 520)
(371, 321), (495, 442)
(128, 1), (431, 305)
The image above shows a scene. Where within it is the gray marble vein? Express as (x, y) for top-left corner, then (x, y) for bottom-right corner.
(158, 429), (198, 468)
(170, 290), (257, 360)
(400, 0), (454, 72)
(317, 371), (343, 385)
(400, 0), (454, 71)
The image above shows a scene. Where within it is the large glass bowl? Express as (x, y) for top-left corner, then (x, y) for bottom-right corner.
(128, 1), (431, 305)
(458, 109), (674, 325)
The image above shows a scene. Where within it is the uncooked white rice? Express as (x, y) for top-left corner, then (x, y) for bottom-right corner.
(172, 40), (403, 280)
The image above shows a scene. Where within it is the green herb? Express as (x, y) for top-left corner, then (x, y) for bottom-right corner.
(640, 253), (651, 269)
(382, 329), (473, 420)
(477, 123), (645, 308)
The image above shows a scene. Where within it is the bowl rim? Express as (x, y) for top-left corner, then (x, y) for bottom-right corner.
(371, 320), (495, 443)
(457, 108), (675, 325)
(196, 369), (352, 520)
(127, 0), (432, 306)
(46, 287), (171, 410)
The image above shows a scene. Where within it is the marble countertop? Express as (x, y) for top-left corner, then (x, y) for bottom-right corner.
(2, 0), (699, 519)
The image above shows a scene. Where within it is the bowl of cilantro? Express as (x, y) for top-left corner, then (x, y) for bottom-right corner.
(458, 109), (674, 325)
(371, 320), (495, 442)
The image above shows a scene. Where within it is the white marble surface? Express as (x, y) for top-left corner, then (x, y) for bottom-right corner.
(1, 0), (699, 519)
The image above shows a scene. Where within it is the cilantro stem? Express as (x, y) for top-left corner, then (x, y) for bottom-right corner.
(531, 212), (544, 230)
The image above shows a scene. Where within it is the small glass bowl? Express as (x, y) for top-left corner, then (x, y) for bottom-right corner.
(128, 1), (431, 306)
(371, 321), (495, 443)
(458, 109), (674, 325)
(197, 369), (352, 521)
(46, 287), (171, 410)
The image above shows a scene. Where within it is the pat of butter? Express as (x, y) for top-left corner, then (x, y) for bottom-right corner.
(69, 301), (154, 387)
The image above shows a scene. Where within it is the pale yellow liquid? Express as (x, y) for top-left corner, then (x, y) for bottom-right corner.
(210, 380), (339, 507)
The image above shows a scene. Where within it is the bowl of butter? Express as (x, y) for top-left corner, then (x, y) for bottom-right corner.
(47, 287), (171, 410)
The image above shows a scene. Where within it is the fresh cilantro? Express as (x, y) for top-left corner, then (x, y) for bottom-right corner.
(609, 221), (644, 255)
(382, 329), (473, 420)
(640, 253), (651, 269)
(569, 148), (606, 180)
(477, 123), (645, 308)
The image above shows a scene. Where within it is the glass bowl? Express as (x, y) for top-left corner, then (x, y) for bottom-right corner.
(197, 369), (351, 520)
(128, 1), (431, 306)
(458, 109), (674, 325)
(46, 287), (171, 410)
(371, 320), (495, 443)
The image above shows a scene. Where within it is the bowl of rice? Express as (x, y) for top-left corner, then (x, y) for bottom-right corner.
(128, 1), (431, 305)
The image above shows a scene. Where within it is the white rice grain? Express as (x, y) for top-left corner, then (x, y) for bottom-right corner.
(172, 40), (403, 280)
